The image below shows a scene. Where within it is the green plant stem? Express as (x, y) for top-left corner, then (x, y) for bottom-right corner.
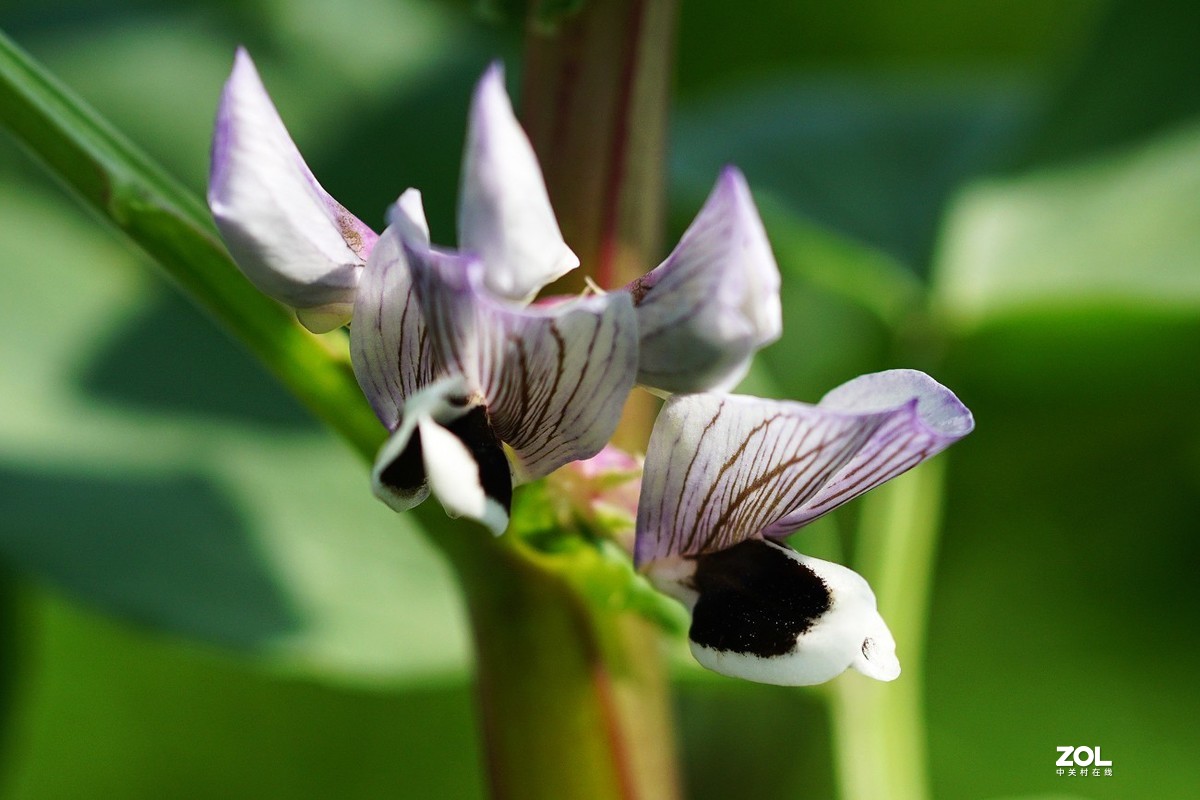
(829, 458), (946, 800)
(521, 0), (677, 294)
(436, 525), (678, 800)
(521, 0), (677, 456)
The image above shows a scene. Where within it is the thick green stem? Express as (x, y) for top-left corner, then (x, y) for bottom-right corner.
(521, 0), (677, 454)
(521, 0), (677, 293)
(829, 458), (946, 800)
(437, 525), (678, 800)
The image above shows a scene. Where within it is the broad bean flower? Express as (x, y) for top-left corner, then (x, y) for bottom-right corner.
(636, 370), (974, 685)
(207, 51), (782, 533)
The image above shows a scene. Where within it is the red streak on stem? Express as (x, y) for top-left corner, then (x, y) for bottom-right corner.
(594, 0), (646, 290)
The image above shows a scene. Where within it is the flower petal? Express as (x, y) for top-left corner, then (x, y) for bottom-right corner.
(649, 539), (898, 686)
(371, 375), (512, 534)
(349, 191), (436, 429)
(763, 369), (975, 535)
(628, 167), (781, 393)
(634, 371), (972, 566)
(408, 246), (638, 482)
(208, 48), (377, 332)
(457, 63), (579, 302)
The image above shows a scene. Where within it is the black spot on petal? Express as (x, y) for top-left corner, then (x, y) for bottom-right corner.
(443, 406), (512, 515)
(689, 539), (831, 658)
(379, 430), (427, 494)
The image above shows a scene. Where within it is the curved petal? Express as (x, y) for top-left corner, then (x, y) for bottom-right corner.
(349, 191), (436, 429)
(208, 48), (377, 332)
(457, 63), (579, 302)
(409, 246), (638, 482)
(763, 369), (975, 535)
(628, 167), (781, 393)
(634, 371), (973, 566)
(371, 375), (512, 535)
(648, 539), (898, 686)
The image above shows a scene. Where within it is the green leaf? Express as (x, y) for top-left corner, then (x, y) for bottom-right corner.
(2, 588), (484, 798)
(932, 120), (1200, 329)
(671, 73), (1035, 270)
(1018, 0), (1200, 169)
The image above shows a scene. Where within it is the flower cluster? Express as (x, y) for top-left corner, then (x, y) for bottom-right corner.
(208, 50), (974, 686)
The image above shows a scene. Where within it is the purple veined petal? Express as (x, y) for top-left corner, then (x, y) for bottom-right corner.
(371, 375), (512, 535)
(634, 371), (973, 566)
(349, 191), (438, 429)
(635, 393), (887, 566)
(208, 48), (378, 332)
(408, 244), (638, 482)
(627, 167), (781, 394)
(649, 538), (899, 686)
(762, 369), (974, 535)
(457, 62), (579, 303)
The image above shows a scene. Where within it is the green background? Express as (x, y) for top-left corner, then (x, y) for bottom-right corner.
(1, 0), (1197, 797)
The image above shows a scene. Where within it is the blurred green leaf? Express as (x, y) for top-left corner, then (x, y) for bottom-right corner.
(0, 180), (469, 684)
(933, 120), (1200, 329)
(676, 0), (1098, 96)
(1, 588), (483, 799)
(671, 74), (1034, 269)
(1019, 0), (1200, 168)
(754, 191), (922, 330)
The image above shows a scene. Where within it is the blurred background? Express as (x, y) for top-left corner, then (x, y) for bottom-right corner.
(1, 0), (1198, 797)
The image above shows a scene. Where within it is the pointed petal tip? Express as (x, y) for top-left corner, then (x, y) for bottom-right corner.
(386, 188), (431, 245)
(716, 163), (748, 195)
(459, 59), (577, 301)
(231, 45), (253, 72)
(471, 60), (512, 127)
(479, 60), (506, 89)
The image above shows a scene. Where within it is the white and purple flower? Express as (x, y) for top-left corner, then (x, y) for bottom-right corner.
(207, 49), (977, 689)
(635, 370), (974, 685)
(207, 51), (783, 535)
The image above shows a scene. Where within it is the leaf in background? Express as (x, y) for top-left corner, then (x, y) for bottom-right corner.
(671, 74), (1034, 271)
(933, 120), (1200, 329)
(1018, 0), (1200, 169)
(0, 182), (469, 684)
(1, 591), (483, 799)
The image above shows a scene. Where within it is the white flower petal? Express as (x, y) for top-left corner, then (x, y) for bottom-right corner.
(417, 417), (509, 536)
(650, 539), (899, 686)
(635, 372), (973, 566)
(349, 196), (437, 429)
(208, 48), (377, 331)
(409, 246), (638, 483)
(458, 63), (579, 302)
(629, 167), (781, 393)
